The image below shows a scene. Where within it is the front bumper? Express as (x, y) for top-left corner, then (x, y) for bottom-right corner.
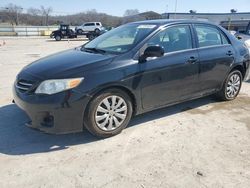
(13, 86), (91, 134)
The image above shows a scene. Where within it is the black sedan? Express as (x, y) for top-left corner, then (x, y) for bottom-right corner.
(13, 20), (250, 138)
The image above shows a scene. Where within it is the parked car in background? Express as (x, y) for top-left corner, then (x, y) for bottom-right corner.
(221, 20), (250, 41)
(75, 22), (103, 35)
(14, 20), (250, 138)
(50, 24), (77, 41)
(221, 20), (250, 54)
(86, 28), (108, 41)
(221, 20), (250, 36)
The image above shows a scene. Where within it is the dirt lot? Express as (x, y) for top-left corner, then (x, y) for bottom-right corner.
(0, 37), (250, 188)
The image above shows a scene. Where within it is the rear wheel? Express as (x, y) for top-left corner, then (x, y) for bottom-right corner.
(216, 70), (242, 101)
(77, 29), (84, 35)
(84, 89), (133, 138)
(55, 35), (61, 41)
(88, 34), (95, 41)
(95, 28), (100, 34)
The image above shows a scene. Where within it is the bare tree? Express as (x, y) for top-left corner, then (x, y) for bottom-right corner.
(40, 6), (53, 25)
(123, 9), (139, 17)
(5, 3), (23, 25)
(27, 8), (41, 16)
(1, 5), (123, 27)
(85, 9), (99, 22)
(26, 7), (42, 25)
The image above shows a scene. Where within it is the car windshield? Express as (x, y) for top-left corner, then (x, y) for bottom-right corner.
(83, 24), (157, 54)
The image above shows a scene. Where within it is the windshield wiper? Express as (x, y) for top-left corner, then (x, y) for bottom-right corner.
(83, 47), (106, 54)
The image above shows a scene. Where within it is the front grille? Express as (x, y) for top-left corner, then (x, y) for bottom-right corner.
(16, 79), (34, 93)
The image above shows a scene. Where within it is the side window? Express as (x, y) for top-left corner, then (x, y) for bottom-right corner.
(221, 34), (229, 45)
(96, 23), (100, 26)
(146, 25), (193, 53)
(195, 25), (229, 47)
(85, 23), (95, 26)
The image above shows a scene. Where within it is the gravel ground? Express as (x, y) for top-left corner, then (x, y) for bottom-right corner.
(0, 37), (250, 188)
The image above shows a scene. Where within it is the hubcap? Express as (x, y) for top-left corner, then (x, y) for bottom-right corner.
(95, 95), (128, 131)
(226, 73), (241, 98)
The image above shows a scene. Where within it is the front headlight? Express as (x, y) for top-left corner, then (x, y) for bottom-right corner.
(35, 78), (84, 95)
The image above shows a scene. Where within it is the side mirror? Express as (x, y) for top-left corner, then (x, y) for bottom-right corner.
(236, 35), (242, 40)
(139, 46), (164, 63)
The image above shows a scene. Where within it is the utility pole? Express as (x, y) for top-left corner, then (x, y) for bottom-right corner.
(165, 4), (169, 19)
(174, 0), (178, 19)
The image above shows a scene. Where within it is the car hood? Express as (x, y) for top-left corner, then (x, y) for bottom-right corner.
(20, 48), (115, 80)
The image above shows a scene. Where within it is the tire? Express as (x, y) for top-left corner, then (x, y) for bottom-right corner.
(84, 88), (133, 138)
(55, 35), (61, 41)
(77, 29), (84, 35)
(216, 70), (242, 101)
(94, 28), (100, 34)
(88, 34), (95, 41)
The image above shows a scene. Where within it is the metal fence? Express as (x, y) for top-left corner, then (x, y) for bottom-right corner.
(0, 25), (75, 36)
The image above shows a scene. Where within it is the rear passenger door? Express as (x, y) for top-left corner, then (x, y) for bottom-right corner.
(193, 24), (235, 92)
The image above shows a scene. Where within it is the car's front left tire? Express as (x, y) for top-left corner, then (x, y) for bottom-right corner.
(84, 88), (133, 138)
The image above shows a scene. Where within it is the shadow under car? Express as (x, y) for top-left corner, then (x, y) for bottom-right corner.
(0, 96), (218, 156)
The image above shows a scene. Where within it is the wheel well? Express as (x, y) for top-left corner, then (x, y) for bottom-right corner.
(231, 65), (246, 78)
(86, 86), (137, 116)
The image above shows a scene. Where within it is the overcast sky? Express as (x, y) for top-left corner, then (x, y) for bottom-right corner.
(0, 0), (250, 16)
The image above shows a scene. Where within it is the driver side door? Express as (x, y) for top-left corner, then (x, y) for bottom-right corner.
(139, 25), (200, 110)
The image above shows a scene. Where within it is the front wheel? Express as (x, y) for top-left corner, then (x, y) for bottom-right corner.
(216, 70), (242, 101)
(84, 89), (133, 138)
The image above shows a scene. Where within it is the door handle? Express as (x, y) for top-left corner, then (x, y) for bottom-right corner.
(187, 56), (198, 64)
(226, 51), (234, 56)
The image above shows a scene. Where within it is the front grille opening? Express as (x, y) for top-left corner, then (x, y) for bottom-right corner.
(16, 79), (34, 93)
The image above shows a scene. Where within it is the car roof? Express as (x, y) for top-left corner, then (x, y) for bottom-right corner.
(131, 19), (216, 26)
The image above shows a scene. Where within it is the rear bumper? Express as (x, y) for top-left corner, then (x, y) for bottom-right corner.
(245, 66), (250, 81)
(245, 52), (250, 81)
(13, 86), (91, 134)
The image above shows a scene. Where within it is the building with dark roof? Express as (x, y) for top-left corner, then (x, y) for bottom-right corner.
(162, 12), (250, 24)
(123, 11), (250, 32)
